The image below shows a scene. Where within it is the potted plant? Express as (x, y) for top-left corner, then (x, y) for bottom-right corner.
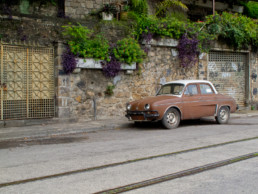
(120, 5), (129, 20)
(101, 4), (117, 21)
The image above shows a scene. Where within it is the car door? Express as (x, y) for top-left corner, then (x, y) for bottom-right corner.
(198, 83), (217, 117)
(182, 84), (203, 120)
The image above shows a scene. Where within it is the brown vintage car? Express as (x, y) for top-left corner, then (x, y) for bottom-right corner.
(125, 80), (238, 129)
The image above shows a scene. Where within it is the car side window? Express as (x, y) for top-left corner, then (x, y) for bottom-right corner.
(160, 85), (171, 94)
(184, 84), (198, 95)
(172, 85), (184, 95)
(200, 84), (214, 94)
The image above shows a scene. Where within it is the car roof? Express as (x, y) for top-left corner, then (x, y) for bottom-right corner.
(163, 80), (218, 94)
(164, 80), (213, 85)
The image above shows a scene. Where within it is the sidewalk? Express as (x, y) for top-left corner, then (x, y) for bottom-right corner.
(0, 117), (132, 142)
(233, 109), (258, 117)
(0, 110), (258, 142)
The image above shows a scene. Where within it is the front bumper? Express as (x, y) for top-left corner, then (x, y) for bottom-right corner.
(125, 110), (160, 121)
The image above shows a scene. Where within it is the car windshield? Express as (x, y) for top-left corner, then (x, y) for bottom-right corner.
(157, 83), (185, 96)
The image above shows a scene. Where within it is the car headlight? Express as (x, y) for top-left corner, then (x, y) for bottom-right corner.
(144, 104), (150, 110)
(126, 104), (131, 111)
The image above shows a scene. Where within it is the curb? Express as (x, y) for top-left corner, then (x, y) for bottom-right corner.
(231, 113), (258, 118)
(0, 118), (79, 128)
(0, 121), (132, 143)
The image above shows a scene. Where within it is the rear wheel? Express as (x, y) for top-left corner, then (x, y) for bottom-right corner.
(216, 106), (230, 124)
(162, 108), (180, 129)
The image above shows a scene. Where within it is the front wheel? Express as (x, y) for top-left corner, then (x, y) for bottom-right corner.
(216, 106), (230, 124)
(162, 108), (180, 129)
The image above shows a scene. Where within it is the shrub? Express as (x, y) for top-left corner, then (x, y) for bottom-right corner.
(131, 0), (148, 15)
(62, 24), (110, 61)
(132, 12), (258, 52)
(62, 23), (91, 43)
(155, 0), (188, 17)
(244, 1), (258, 19)
(205, 12), (258, 50)
(113, 37), (146, 64)
(133, 15), (186, 41)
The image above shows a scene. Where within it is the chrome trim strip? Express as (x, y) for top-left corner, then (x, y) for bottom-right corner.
(153, 102), (181, 107)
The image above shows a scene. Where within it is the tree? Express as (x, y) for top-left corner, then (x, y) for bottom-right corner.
(155, 0), (188, 17)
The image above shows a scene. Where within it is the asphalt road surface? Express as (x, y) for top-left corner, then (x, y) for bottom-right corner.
(0, 116), (258, 193)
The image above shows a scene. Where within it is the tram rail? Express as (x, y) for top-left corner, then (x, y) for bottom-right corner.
(0, 136), (258, 189)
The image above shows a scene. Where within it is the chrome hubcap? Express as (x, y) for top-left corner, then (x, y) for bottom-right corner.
(219, 109), (228, 121)
(167, 112), (176, 125)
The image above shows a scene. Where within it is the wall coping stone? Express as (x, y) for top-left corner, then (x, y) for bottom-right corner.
(76, 58), (136, 70)
(142, 38), (178, 47)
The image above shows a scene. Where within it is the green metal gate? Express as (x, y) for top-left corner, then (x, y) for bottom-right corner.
(0, 43), (55, 120)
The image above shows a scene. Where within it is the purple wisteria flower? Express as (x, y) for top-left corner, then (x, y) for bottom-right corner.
(177, 34), (200, 68)
(62, 47), (77, 74)
(101, 56), (121, 78)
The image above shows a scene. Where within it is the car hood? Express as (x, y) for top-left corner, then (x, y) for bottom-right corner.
(130, 95), (180, 111)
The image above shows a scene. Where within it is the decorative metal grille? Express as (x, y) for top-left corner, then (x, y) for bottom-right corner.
(209, 51), (246, 62)
(0, 44), (54, 120)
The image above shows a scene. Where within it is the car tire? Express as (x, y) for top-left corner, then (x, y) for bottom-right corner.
(162, 108), (180, 129)
(216, 106), (230, 124)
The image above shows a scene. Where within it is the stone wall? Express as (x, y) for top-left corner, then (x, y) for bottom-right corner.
(0, 1), (57, 17)
(56, 39), (258, 120)
(0, 13), (127, 46)
(65, 0), (113, 19)
(0, 37), (256, 121)
(64, 0), (165, 19)
(0, 17), (62, 45)
(56, 40), (198, 119)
